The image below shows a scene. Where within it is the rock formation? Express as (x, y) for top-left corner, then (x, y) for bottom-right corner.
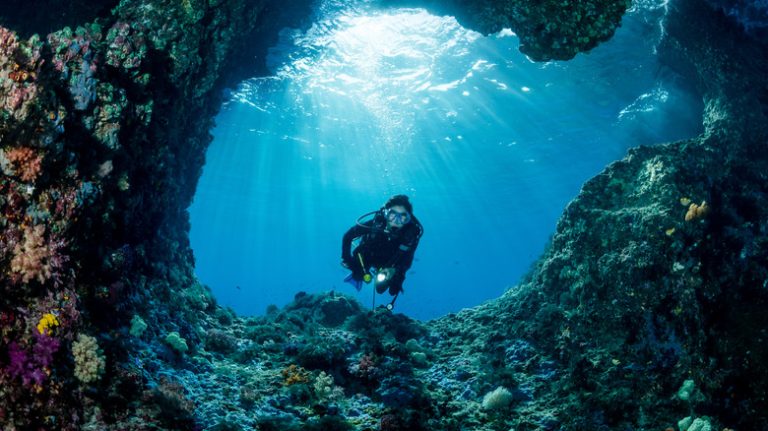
(1, 0), (766, 429)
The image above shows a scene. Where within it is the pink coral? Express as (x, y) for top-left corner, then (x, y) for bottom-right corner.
(0, 27), (19, 57)
(10, 225), (68, 286)
(4, 147), (42, 182)
(349, 353), (381, 382)
(0, 183), (27, 225)
(48, 28), (96, 74)
(2, 81), (39, 119)
(0, 27), (43, 122)
(106, 22), (147, 70)
(48, 28), (100, 110)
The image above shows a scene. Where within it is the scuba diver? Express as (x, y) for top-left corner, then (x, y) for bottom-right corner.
(341, 195), (423, 309)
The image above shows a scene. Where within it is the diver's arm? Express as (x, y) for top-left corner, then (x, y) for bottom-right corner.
(389, 246), (416, 294)
(341, 223), (369, 262)
(389, 218), (423, 274)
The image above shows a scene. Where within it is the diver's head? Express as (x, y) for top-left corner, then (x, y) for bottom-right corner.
(384, 195), (412, 229)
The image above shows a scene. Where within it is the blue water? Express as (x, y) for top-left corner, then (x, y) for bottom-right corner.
(189, 0), (703, 320)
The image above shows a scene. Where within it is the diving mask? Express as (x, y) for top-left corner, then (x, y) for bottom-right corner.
(385, 208), (411, 226)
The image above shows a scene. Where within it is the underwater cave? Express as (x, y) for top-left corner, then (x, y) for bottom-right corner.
(1, 0), (768, 429)
(189, 0), (704, 319)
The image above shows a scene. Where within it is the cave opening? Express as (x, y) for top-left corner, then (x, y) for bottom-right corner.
(189, 0), (704, 320)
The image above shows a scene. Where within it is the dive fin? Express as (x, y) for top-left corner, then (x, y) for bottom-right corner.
(344, 273), (363, 292)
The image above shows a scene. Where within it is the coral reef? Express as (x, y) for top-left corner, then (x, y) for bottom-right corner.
(0, 0), (767, 429)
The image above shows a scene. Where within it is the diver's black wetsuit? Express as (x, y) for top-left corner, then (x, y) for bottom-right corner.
(341, 211), (423, 295)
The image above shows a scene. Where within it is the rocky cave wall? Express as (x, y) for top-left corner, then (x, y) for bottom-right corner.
(424, 0), (768, 428)
(0, 0), (767, 429)
(0, 0), (315, 426)
(381, 0), (632, 61)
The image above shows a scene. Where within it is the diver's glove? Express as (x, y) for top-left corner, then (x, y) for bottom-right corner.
(374, 268), (397, 294)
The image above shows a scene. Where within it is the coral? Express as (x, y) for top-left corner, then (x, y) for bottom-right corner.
(317, 294), (363, 326)
(72, 334), (105, 384)
(481, 386), (514, 410)
(685, 201), (710, 221)
(143, 376), (196, 427)
(377, 375), (420, 408)
(6, 331), (61, 388)
(3, 147), (42, 182)
(677, 379), (695, 401)
(116, 172), (130, 191)
(281, 364), (310, 386)
(129, 315), (148, 337)
(69, 56), (98, 110)
(10, 225), (68, 286)
(410, 351), (428, 367)
(0, 27), (19, 58)
(297, 333), (351, 369)
(88, 83), (128, 150)
(36, 182), (95, 224)
(36, 313), (60, 335)
(32, 331), (61, 376)
(165, 331), (189, 353)
(97, 160), (113, 177)
(181, 281), (216, 311)
(205, 328), (238, 354)
(105, 22), (147, 71)
(313, 371), (343, 402)
(680, 417), (713, 431)
(48, 26), (102, 111)
(0, 28), (43, 122)
(349, 352), (383, 387)
(6, 342), (35, 384)
(404, 339), (423, 353)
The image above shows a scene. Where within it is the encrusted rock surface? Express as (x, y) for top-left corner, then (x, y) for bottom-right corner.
(0, 0), (313, 427)
(382, 0), (632, 60)
(1, 0), (766, 429)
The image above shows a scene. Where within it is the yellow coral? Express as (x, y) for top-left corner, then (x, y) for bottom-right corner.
(37, 312), (59, 335)
(685, 201), (710, 222)
(281, 364), (310, 386)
